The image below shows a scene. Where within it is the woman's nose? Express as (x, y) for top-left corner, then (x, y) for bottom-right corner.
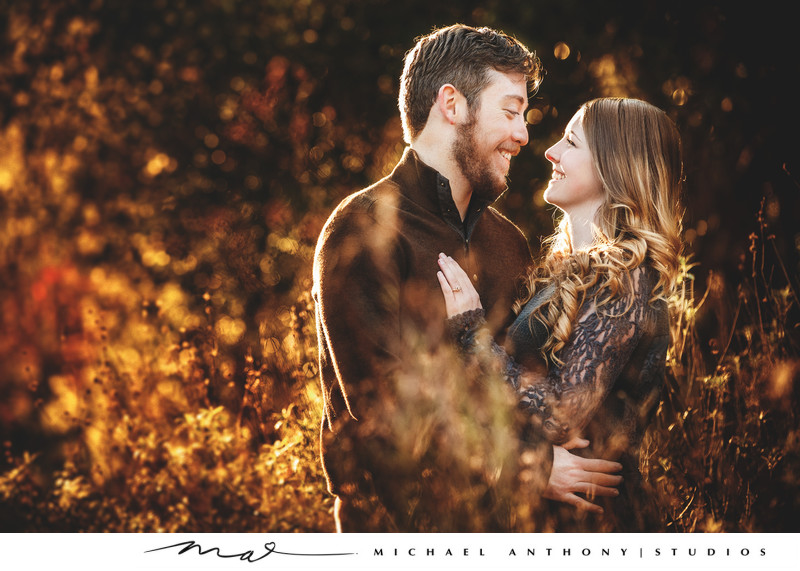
(545, 144), (558, 163)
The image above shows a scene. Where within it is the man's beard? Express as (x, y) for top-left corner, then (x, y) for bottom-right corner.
(451, 117), (508, 203)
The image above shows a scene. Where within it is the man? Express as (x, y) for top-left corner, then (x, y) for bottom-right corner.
(313, 24), (620, 532)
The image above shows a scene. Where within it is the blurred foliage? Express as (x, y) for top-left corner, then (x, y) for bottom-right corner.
(646, 206), (800, 531)
(0, 0), (798, 531)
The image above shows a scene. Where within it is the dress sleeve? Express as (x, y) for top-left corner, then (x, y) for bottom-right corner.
(448, 308), (526, 386)
(449, 268), (651, 445)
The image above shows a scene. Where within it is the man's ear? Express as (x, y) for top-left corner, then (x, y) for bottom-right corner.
(436, 84), (466, 125)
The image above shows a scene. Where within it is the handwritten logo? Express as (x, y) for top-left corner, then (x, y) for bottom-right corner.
(145, 540), (356, 563)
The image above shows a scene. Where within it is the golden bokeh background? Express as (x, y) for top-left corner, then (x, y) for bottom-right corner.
(0, 0), (797, 531)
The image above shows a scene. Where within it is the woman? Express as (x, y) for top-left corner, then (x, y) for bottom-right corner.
(437, 98), (683, 531)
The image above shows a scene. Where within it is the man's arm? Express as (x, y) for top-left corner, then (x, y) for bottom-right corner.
(314, 198), (406, 426)
(545, 438), (623, 514)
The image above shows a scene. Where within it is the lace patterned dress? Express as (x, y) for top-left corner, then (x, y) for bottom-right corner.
(449, 266), (669, 531)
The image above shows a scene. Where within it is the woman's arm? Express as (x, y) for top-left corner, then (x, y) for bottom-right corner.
(439, 254), (650, 444)
(438, 254), (624, 510)
(519, 268), (651, 442)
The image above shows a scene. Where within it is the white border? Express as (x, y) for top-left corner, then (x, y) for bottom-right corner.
(2, 533), (798, 571)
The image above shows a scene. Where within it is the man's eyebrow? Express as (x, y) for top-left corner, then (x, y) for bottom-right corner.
(502, 94), (528, 108)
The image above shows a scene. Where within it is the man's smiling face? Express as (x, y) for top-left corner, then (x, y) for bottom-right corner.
(451, 69), (529, 201)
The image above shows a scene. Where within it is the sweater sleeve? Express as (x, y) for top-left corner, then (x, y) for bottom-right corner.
(449, 268), (651, 445)
(314, 202), (406, 426)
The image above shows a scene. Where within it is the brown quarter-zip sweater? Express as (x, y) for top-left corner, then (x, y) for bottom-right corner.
(312, 148), (532, 529)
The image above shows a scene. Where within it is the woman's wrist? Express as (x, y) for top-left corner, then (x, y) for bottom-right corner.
(447, 308), (486, 353)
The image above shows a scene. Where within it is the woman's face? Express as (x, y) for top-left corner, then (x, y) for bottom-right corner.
(543, 109), (604, 219)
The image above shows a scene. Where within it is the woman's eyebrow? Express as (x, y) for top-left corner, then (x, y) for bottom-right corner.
(568, 129), (584, 143)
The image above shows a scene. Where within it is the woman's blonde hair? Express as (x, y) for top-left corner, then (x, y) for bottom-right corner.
(517, 98), (684, 363)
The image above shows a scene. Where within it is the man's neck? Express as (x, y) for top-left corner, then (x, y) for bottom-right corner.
(411, 141), (472, 221)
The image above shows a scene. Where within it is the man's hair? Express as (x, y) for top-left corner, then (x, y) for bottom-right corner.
(398, 24), (542, 143)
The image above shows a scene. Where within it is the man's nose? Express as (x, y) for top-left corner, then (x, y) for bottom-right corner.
(514, 116), (529, 146)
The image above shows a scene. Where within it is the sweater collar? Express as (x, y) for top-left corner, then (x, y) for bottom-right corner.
(391, 147), (494, 240)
